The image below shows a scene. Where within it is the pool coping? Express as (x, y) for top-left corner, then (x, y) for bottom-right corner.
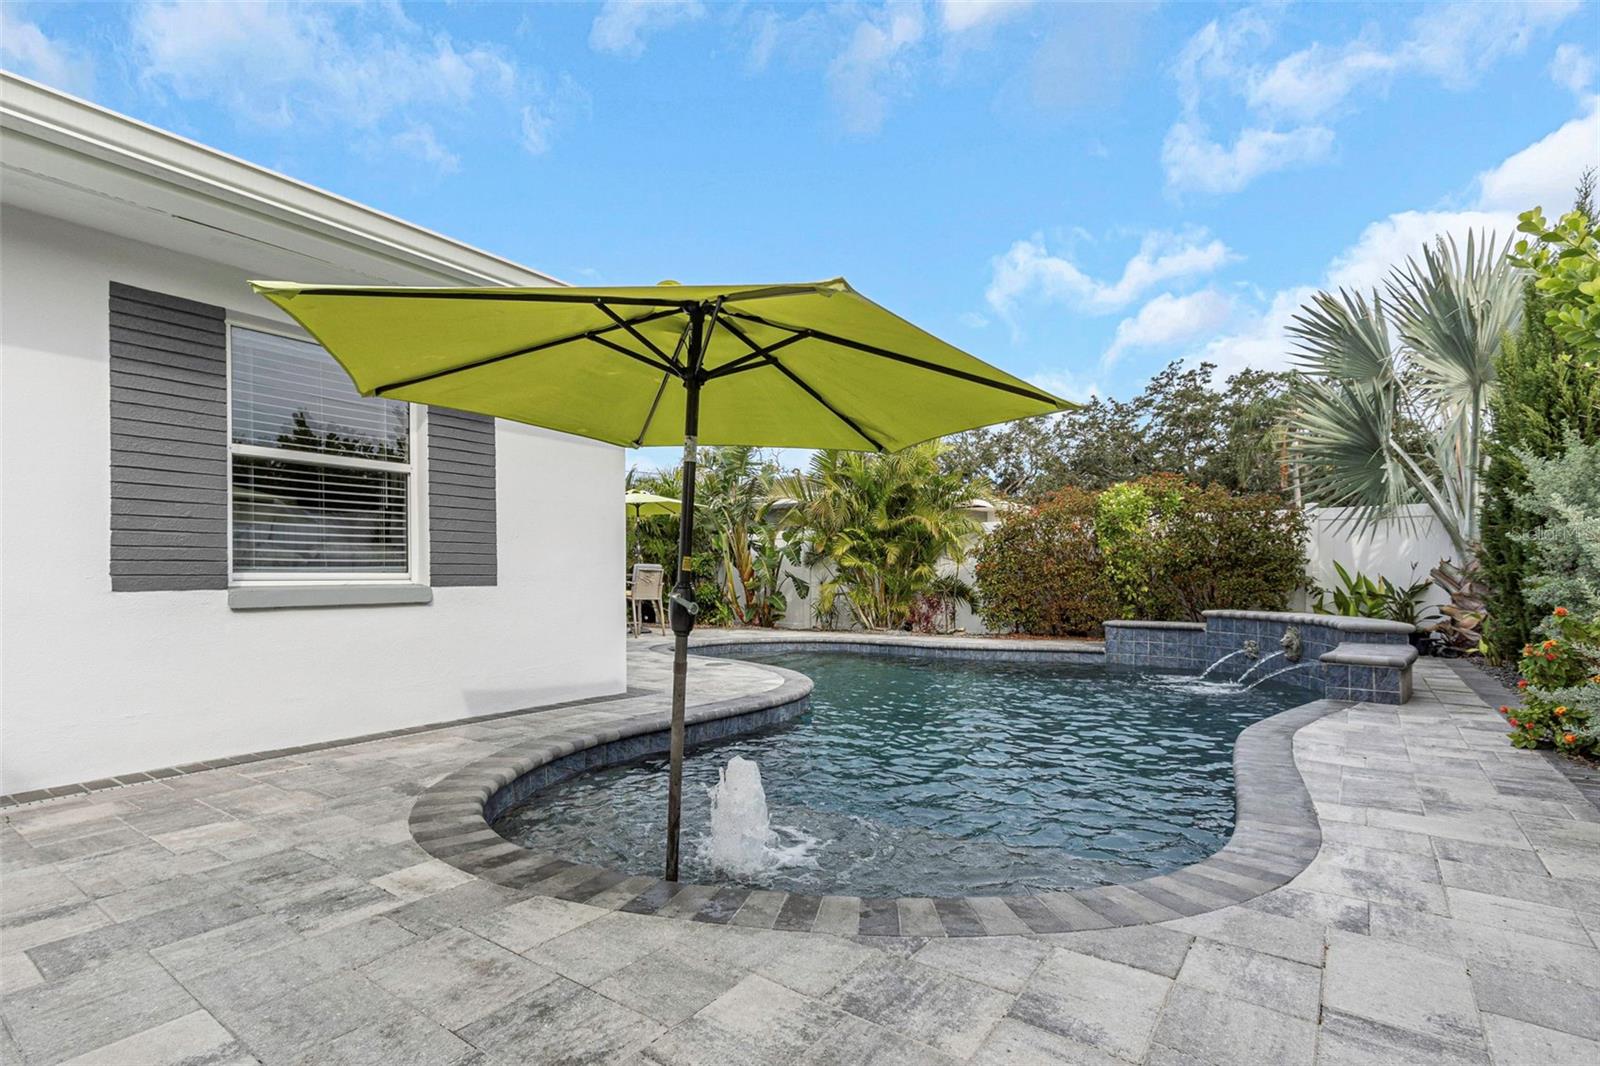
(408, 631), (1348, 937)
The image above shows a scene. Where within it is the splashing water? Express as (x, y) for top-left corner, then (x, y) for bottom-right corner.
(705, 757), (817, 877)
(1236, 651), (1286, 687)
(1247, 663), (1312, 690)
(1198, 648), (1250, 680)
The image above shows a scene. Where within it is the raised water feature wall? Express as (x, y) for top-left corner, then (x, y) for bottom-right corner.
(1105, 610), (1418, 704)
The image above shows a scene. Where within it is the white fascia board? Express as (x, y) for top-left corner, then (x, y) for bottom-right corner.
(0, 71), (563, 288)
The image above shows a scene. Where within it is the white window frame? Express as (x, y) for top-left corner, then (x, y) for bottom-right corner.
(225, 318), (428, 587)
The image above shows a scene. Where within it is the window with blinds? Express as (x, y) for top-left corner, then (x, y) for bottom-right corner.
(229, 326), (416, 579)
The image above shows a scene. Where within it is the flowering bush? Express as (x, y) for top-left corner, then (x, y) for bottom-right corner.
(1500, 607), (1600, 754)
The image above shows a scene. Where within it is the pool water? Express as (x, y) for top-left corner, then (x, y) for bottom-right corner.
(494, 651), (1306, 897)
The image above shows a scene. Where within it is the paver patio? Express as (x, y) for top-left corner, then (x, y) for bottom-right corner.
(3, 642), (1598, 1065)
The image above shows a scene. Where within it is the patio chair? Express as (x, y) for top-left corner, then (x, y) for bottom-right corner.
(628, 563), (667, 636)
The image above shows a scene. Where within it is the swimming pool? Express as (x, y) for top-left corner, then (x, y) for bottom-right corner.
(493, 650), (1306, 898)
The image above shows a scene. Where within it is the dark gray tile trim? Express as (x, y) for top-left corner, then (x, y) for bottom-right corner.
(689, 632), (1105, 665)
(410, 635), (1346, 938)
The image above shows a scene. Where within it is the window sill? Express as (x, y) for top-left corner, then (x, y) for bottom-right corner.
(228, 584), (433, 611)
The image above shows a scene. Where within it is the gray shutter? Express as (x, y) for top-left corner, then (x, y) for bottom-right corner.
(428, 408), (497, 586)
(109, 283), (228, 591)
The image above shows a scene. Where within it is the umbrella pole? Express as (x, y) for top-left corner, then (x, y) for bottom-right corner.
(664, 376), (702, 882)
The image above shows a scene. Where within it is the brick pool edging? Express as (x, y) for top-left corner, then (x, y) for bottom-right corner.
(409, 632), (1349, 938)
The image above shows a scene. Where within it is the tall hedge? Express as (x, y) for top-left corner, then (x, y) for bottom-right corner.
(1481, 282), (1600, 662)
(975, 477), (1307, 636)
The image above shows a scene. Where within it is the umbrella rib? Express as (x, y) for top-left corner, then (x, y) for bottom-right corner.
(371, 307), (684, 395)
(717, 315), (884, 452)
(632, 372), (672, 447)
(701, 333), (808, 380)
(721, 309), (1061, 406)
(596, 301), (676, 367)
(588, 333), (685, 376)
(631, 317), (695, 446)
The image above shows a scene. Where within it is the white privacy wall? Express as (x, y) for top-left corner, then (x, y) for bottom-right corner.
(1301, 504), (1460, 616)
(0, 208), (626, 793)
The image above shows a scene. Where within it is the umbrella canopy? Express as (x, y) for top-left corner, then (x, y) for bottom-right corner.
(252, 277), (1077, 882)
(624, 491), (682, 520)
(250, 278), (1068, 452)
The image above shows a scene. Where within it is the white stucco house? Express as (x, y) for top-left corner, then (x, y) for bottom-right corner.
(0, 73), (624, 797)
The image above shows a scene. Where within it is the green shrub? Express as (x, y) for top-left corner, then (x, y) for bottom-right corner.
(974, 488), (1116, 637)
(1514, 433), (1600, 619)
(1481, 281), (1600, 661)
(975, 478), (1306, 635)
(1501, 608), (1599, 755)
(1150, 479), (1307, 621)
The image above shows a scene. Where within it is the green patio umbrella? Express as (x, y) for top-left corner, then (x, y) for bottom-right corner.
(252, 277), (1076, 880)
(625, 491), (682, 521)
(624, 491), (680, 567)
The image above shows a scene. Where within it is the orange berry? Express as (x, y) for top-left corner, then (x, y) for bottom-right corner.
(1555, 707), (1567, 717)
(1563, 733), (1577, 744)
(1554, 607), (1569, 617)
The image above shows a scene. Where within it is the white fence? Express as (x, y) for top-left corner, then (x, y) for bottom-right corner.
(1300, 504), (1459, 617)
(771, 503), (1461, 634)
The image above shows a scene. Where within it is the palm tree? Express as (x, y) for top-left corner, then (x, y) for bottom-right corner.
(1288, 232), (1523, 560)
(774, 444), (981, 631)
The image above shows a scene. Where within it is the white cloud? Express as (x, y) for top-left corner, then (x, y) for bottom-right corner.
(1103, 289), (1235, 367)
(589, 0), (705, 60)
(129, 0), (570, 166)
(1027, 369), (1102, 405)
(1198, 98), (1599, 375)
(1405, 0), (1579, 89)
(390, 123), (459, 173)
(940, 1), (1033, 35)
(1477, 96), (1600, 213)
(1167, 1), (1580, 195)
(1246, 37), (1396, 123)
(1196, 286), (1317, 378)
(1162, 121), (1334, 195)
(0, 8), (95, 96)
(985, 228), (1235, 324)
(826, 2), (927, 135)
(1551, 44), (1596, 96)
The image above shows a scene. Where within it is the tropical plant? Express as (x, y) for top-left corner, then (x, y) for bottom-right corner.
(742, 523), (807, 629)
(1312, 562), (1389, 618)
(1499, 607), (1599, 755)
(695, 446), (788, 626)
(775, 444), (981, 631)
(1511, 195), (1599, 361)
(1311, 562), (1432, 627)
(1287, 232), (1524, 561)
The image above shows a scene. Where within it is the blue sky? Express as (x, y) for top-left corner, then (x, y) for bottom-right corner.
(5, 1), (1597, 471)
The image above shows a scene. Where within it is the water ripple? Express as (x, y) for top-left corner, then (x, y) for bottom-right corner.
(494, 652), (1305, 897)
